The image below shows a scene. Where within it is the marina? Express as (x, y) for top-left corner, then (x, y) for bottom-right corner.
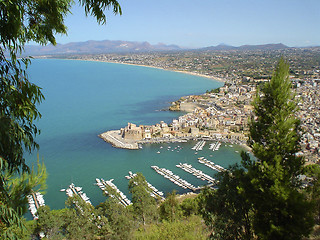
(125, 171), (165, 200)
(95, 178), (132, 207)
(151, 165), (199, 191)
(176, 163), (217, 184)
(191, 140), (206, 151)
(198, 157), (226, 172)
(65, 183), (92, 205)
(27, 192), (45, 220)
(209, 141), (221, 151)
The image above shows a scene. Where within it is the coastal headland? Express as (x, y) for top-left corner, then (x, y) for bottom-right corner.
(99, 87), (252, 150)
(99, 73), (320, 164)
(65, 52), (319, 162)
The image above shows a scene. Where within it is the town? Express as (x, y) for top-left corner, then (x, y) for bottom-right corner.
(58, 48), (320, 163)
(99, 77), (320, 163)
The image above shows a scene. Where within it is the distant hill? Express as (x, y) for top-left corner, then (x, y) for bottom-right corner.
(24, 40), (317, 56)
(199, 43), (289, 51)
(200, 44), (237, 51)
(24, 40), (182, 55)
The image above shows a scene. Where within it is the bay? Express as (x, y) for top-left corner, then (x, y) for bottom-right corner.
(26, 59), (242, 210)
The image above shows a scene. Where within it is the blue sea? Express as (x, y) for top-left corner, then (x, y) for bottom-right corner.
(26, 59), (244, 211)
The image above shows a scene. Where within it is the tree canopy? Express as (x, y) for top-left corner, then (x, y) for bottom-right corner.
(0, 0), (121, 238)
(200, 58), (315, 240)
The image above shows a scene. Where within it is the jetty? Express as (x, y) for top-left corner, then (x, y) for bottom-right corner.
(125, 171), (165, 200)
(99, 130), (139, 150)
(176, 163), (217, 184)
(65, 183), (92, 205)
(198, 157), (226, 172)
(96, 178), (132, 207)
(209, 141), (221, 151)
(27, 192), (45, 220)
(151, 165), (199, 191)
(191, 140), (206, 151)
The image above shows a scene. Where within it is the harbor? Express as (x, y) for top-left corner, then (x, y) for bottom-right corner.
(95, 178), (132, 207)
(151, 165), (200, 191)
(125, 171), (165, 200)
(27, 192), (45, 220)
(65, 183), (92, 205)
(191, 140), (206, 151)
(176, 163), (217, 184)
(198, 157), (226, 172)
(209, 141), (221, 151)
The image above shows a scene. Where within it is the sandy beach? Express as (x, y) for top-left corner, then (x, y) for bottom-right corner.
(114, 62), (226, 83)
(50, 56), (225, 83)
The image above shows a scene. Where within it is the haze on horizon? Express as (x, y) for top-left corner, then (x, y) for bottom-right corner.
(55, 0), (320, 48)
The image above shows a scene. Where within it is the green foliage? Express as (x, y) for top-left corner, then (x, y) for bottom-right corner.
(180, 197), (199, 217)
(159, 190), (181, 222)
(200, 58), (315, 240)
(0, 158), (47, 239)
(35, 205), (65, 239)
(1, 0), (121, 238)
(35, 196), (111, 239)
(198, 166), (253, 240)
(206, 88), (220, 94)
(0, 0), (121, 48)
(304, 164), (320, 224)
(133, 215), (208, 240)
(129, 172), (158, 225)
(97, 197), (134, 240)
(242, 58), (314, 239)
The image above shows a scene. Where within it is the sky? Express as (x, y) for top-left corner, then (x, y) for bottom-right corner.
(55, 0), (320, 48)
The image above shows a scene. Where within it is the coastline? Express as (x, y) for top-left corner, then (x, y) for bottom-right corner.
(37, 57), (251, 151)
(110, 61), (226, 83)
(36, 56), (225, 83)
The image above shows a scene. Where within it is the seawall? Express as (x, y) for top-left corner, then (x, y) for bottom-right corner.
(99, 130), (139, 150)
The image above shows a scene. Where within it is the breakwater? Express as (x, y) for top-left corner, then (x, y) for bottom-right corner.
(99, 130), (139, 149)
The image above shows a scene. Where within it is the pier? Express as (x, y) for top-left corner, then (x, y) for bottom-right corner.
(96, 178), (132, 207)
(191, 140), (206, 151)
(209, 141), (221, 151)
(125, 171), (165, 200)
(65, 183), (92, 205)
(198, 157), (226, 172)
(151, 166), (199, 191)
(176, 163), (217, 184)
(27, 192), (45, 220)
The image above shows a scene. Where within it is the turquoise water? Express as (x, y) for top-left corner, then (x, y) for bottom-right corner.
(26, 59), (243, 210)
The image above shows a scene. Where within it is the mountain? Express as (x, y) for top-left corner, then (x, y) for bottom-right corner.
(200, 44), (237, 51)
(238, 43), (289, 50)
(199, 43), (289, 51)
(24, 40), (182, 55)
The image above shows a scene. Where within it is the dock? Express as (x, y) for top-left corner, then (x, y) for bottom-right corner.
(198, 157), (226, 172)
(96, 178), (132, 207)
(65, 183), (92, 205)
(209, 141), (221, 151)
(125, 171), (165, 200)
(176, 163), (217, 184)
(151, 166), (199, 191)
(191, 140), (206, 151)
(27, 192), (45, 220)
